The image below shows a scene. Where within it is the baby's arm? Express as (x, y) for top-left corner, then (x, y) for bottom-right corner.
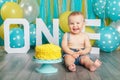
(62, 33), (74, 55)
(78, 34), (91, 55)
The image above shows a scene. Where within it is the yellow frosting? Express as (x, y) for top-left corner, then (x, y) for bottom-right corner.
(35, 43), (61, 60)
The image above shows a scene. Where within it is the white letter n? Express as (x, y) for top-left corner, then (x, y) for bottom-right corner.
(36, 19), (59, 45)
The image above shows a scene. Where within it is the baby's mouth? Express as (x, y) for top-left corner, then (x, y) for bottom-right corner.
(73, 28), (79, 31)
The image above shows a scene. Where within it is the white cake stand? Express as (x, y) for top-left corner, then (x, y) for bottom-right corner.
(33, 56), (62, 74)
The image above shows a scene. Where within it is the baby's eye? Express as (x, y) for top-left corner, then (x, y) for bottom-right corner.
(70, 23), (74, 25)
(77, 22), (80, 24)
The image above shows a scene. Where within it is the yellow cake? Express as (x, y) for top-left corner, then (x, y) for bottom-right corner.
(35, 43), (62, 60)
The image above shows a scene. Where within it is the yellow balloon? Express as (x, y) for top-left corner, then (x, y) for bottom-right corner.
(116, 46), (120, 51)
(85, 27), (96, 46)
(10, 24), (18, 29)
(1, 2), (23, 20)
(59, 11), (71, 32)
(0, 24), (18, 40)
(0, 24), (4, 39)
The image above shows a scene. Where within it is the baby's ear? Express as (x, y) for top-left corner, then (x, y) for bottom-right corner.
(83, 22), (86, 27)
(81, 25), (85, 32)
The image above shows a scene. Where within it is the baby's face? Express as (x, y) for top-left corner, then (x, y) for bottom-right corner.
(68, 15), (85, 34)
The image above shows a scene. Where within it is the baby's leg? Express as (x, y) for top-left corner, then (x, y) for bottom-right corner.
(80, 55), (102, 71)
(89, 59), (102, 71)
(64, 55), (76, 72)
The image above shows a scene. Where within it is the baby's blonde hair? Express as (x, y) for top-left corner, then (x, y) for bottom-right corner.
(68, 11), (85, 22)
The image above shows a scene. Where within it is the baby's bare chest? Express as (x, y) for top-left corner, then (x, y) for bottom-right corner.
(68, 36), (85, 45)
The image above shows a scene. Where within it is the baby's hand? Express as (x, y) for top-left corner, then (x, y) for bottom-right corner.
(71, 52), (79, 58)
(78, 50), (84, 55)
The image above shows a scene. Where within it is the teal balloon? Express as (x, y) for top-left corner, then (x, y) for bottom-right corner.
(10, 28), (24, 48)
(106, 0), (120, 21)
(30, 24), (36, 46)
(0, 37), (4, 46)
(0, 16), (3, 25)
(93, 0), (106, 19)
(96, 27), (120, 52)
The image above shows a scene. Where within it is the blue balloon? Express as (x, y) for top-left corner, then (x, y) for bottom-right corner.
(10, 28), (24, 48)
(96, 27), (120, 52)
(30, 24), (36, 46)
(106, 0), (120, 21)
(0, 16), (3, 25)
(0, 37), (4, 46)
(93, 0), (106, 19)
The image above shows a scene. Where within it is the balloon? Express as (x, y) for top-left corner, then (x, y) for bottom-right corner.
(30, 24), (36, 46)
(0, 0), (5, 8)
(0, 16), (3, 25)
(0, 9), (3, 25)
(110, 20), (120, 33)
(85, 27), (96, 46)
(0, 24), (4, 39)
(0, 24), (18, 40)
(9, 24), (18, 29)
(116, 46), (120, 51)
(19, 0), (39, 23)
(0, 37), (4, 46)
(93, 0), (106, 19)
(10, 28), (24, 48)
(1, 2), (23, 20)
(106, 0), (120, 21)
(59, 11), (71, 32)
(0, 0), (17, 8)
(96, 27), (120, 52)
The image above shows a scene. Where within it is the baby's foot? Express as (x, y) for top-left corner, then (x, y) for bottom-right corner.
(90, 59), (102, 72)
(67, 64), (76, 72)
(94, 59), (102, 67)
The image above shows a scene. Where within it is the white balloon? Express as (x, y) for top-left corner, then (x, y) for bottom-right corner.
(116, 20), (120, 33)
(19, 0), (39, 23)
(110, 20), (120, 33)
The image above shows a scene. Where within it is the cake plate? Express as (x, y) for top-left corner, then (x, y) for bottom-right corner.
(33, 57), (62, 74)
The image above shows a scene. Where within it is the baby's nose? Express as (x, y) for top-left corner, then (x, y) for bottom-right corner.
(73, 24), (78, 27)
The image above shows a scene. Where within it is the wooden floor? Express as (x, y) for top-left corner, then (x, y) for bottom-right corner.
(0, 47), (120, 80)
